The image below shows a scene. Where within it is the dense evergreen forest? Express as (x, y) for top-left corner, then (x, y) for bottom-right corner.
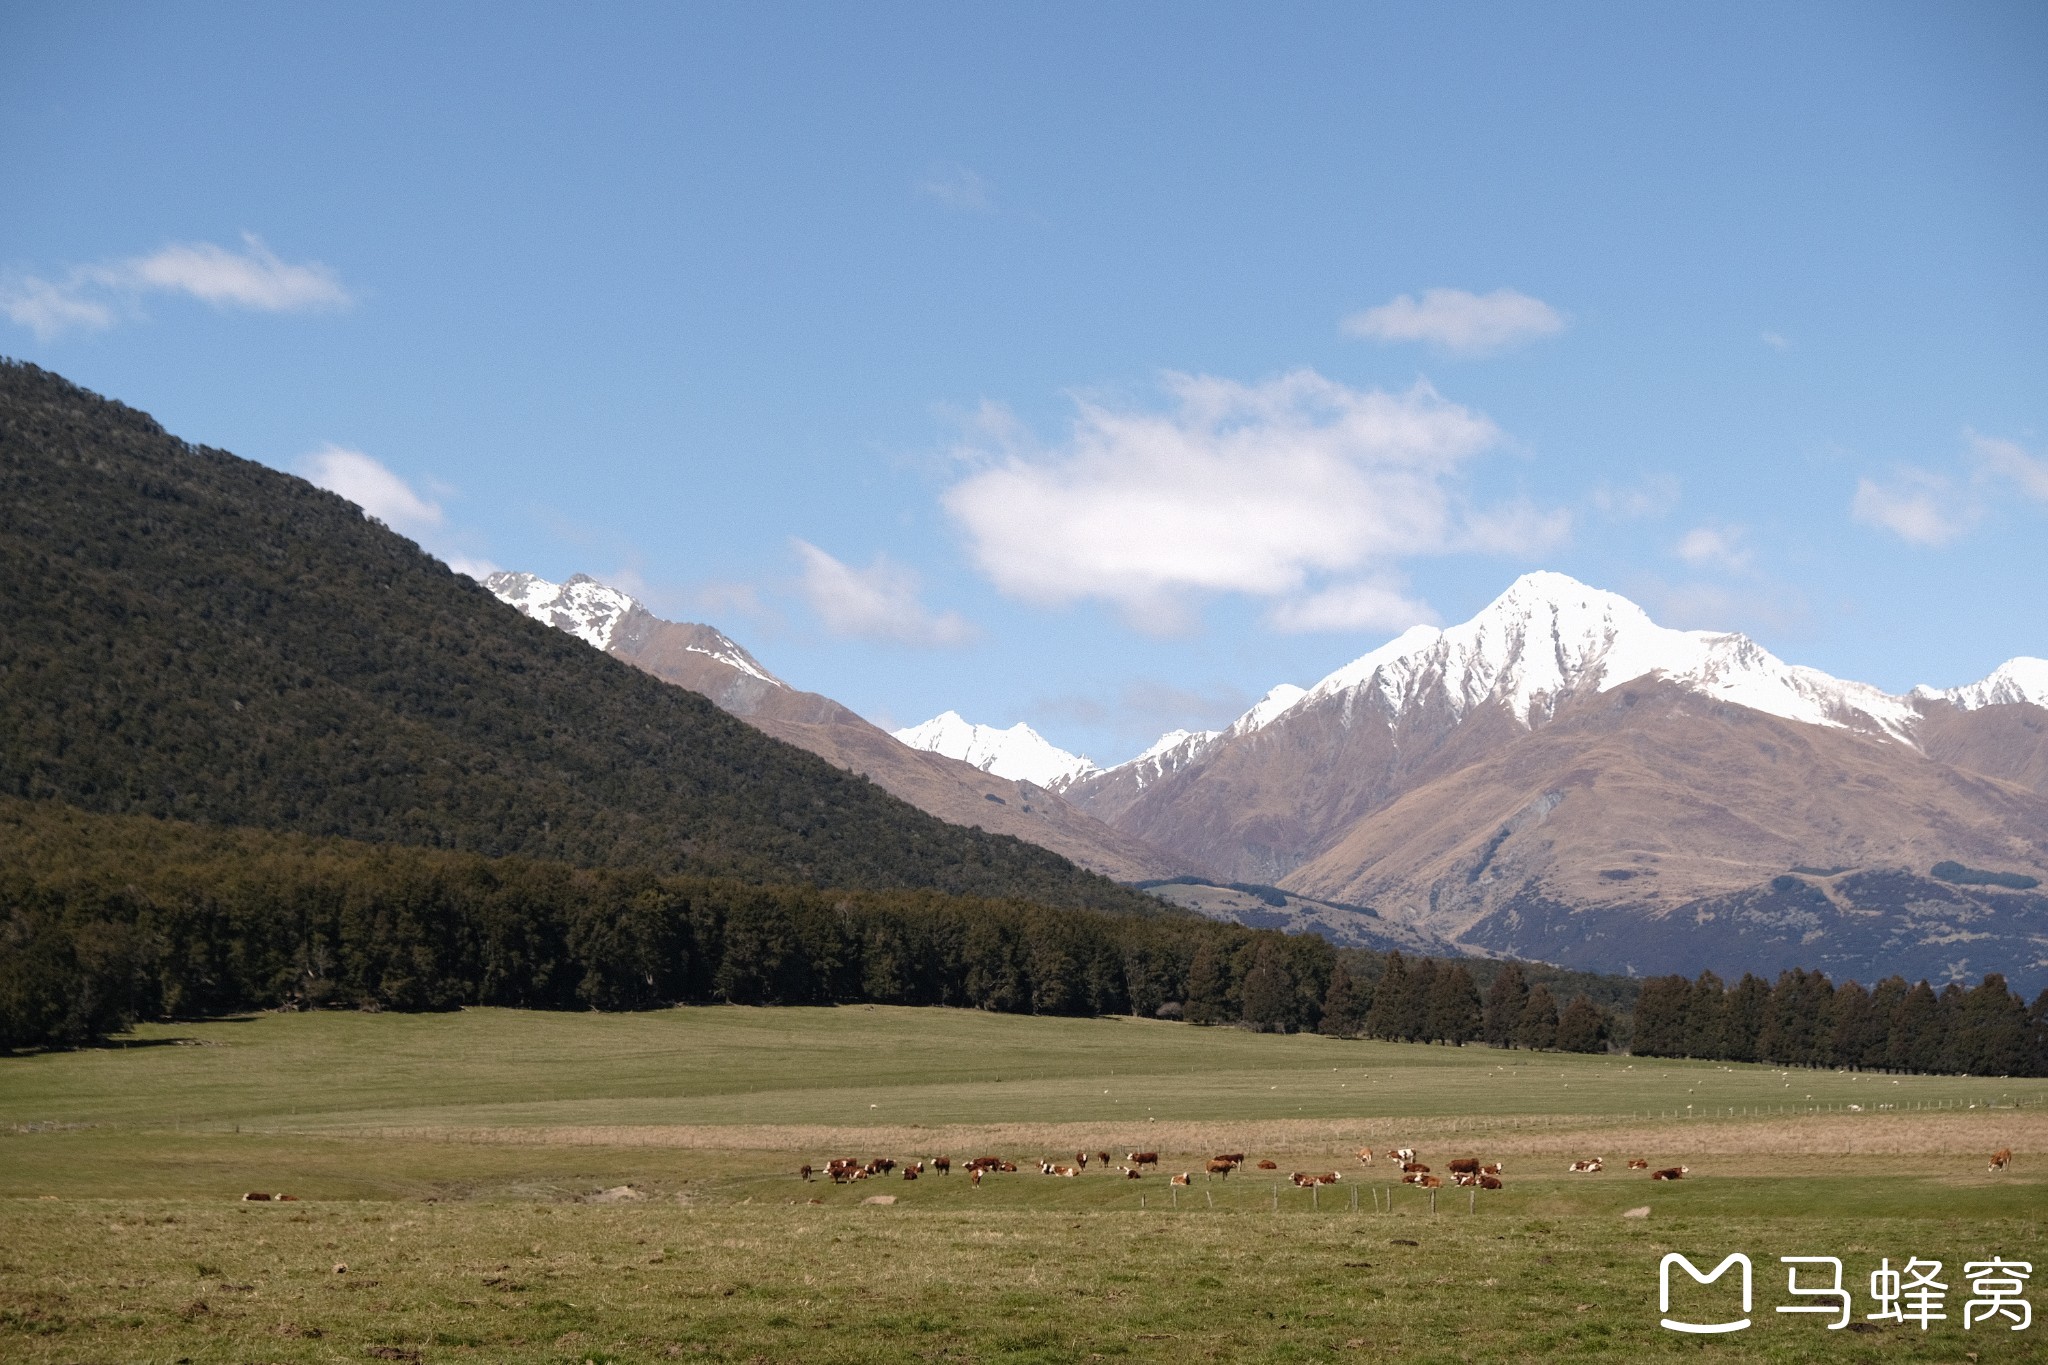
(0, 360), (1148, 912)
(7, 799), (2045, 1077)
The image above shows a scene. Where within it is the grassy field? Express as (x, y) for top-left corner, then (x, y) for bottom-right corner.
(3, 1005), (2045, 1362)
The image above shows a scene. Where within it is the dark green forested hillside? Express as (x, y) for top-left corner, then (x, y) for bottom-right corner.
(0, 360), (1146, 910)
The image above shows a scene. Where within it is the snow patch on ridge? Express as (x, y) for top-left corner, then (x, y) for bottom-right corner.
(892, 711), (1101, 788)
(1916, 657), (2048, 712)
(486, 571), (636, 651)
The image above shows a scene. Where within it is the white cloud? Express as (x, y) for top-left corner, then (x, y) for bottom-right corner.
(0, 277), (117, 338)
(1, 233), (349, 338)
(300, 445), (444, 530)
(1971, 431), (2048, 503)
(1268, 578), (1440, 634)
(1342, 287), (1565, 356)
(442, 554), (501, 581)
(1761, 331), (1791, 351)
(794, 540), (973, 647)
(1673, 524), (1752, 572)
(941, 369), (1562, 632)
(917, 164), (995, 213)
(1850, 469), (1972, 546)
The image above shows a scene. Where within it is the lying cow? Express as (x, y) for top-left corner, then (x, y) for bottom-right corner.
(1626, 1159), (1649, 1170)
(1567, 1158), (1604, 1174)
(1480, 1162), (1504, 1176)
(1650, 1166), (1689, 1181)
(1478, 1174), (1503, 1190)
(1256, 1159), (1278, 1170)
(1170, 1172), (1192, 1187)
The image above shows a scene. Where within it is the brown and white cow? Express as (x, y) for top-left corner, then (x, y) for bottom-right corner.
(902, 1166), (918, 1180)
(1205, 1157), (1237, 1179)
(1480, 1162), (1504, 1176)
(1121, 1165), (1143, 1179)
(1256, 1159), (1279, 1170)
(1990, 1148), (2013, 1172)
(1401, 1162), (1430, 1175)
(1567, 1158), (1604, 1174)
(1128, 1151), (1160, 1168)
(933, 1156), (951, 1176)
(1447, 1158), (1480, 1176)
(1170, 1172), (1192, 1187)
(1076, 1151), (1089, 1169)
(1391, 1147), (1417, 1165)
(1626, 1159), (1649, 1170)
(1354, 1147), (1375, 1166)
(1478, 1174), (1503, 1190)
(1650, 1166), (1688, 1181)
(1098, 1151), (1113, 1168)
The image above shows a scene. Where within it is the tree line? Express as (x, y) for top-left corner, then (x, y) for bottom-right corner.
(1630, 968), (2046, 1077)
(5, 798), (2044, 1077)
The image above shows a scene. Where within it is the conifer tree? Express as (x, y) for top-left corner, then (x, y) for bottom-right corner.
(1318, 956), (1369, 1038)
(1483, 961), (1528, 1048)
(1556, 994), (1609, 1053)
(1517, 984), (1559, 1051)
(1427, 963), (1483, 1045)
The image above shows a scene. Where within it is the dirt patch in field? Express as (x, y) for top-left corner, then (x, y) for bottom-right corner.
(339, 1109), (2043, 1161)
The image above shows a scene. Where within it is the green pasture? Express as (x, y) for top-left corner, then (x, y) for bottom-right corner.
(4, 1005), (2036, 1134)
(3, 1006), (2045, 1362)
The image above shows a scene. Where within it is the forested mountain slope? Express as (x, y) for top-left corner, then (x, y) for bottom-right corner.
(0, 361), (1147, 911)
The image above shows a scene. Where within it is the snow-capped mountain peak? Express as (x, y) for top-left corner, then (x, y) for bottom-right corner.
(1229, 683), (1308, 736)
(891, 711), (1101, 788)
(485, 570), (784, 688)
(486, 571), (637, 651)
(1301, 571), (1919, 738)
(1915, 657), (2048, 712)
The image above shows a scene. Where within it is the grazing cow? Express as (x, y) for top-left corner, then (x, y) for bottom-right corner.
(1256, 1159), (1278, 1170)
(1567, 1158), (1604, 1174)
(1650, 1166), (1688, 1181)
(1121, 1166), (1142, 1179)
(1215, 1152), (1246, 1166)
(799, 1164), (814, 1182)
(1170, 1173), (1192, 1187)
(1401, 1162), (1430, 1175)
(1205, 1158), (1236, 1179)
(1480, 1162), (1504, 1176)
(1098, 1151), (1113, 1168)
(872, 1158), (896, 1174)
(1354, 1147), (1375, 1166)
(971, 1155), (1003, 1171)
(1128, 1151), (1160, 1168)
(971, 1168), (984, 1188)
(1990, 1148), (2013, 1172)
(1392, 1147), (1417, 1164)
(933, 1156), (951, 1176)
(1478, 1174), (1503, 1190)
(1626, 1159), (1649, 1170)
(1076, 1151), (1089, 1169)
(1447, 1158), (1481, 1176)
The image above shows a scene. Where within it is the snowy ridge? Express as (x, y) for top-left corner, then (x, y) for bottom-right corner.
(1915, 657), (2048, 712)
(486, 571), (636, 651)
(891, 711), (1101, 788)
(1228, 683), (1308, 736)
(1297, 571), (1920, 738)
(485, 570), (784, 688)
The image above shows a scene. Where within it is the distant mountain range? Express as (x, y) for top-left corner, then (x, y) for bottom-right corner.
(900, 573), (2048, 991)
(484, 572), (1189, 883)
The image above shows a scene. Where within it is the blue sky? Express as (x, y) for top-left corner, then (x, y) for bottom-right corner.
(5, 2), (2044, 763)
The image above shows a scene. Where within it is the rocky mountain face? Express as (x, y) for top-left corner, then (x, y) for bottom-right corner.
(898, 572), (2048, 990)
(485, 573), (1189, 882)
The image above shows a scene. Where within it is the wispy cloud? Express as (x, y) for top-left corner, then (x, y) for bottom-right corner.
(1850, 468), (1973, 546)
(1342, 287), (1565, 356)
(1673, 524), (1752, 572)
(917, 163), (995, 213)
(301, 445), (444, 530)
(1267, 577), (1440, 634)
(1, 233), (350, 339)
(941, 369), (1562, 635)
(1761, 330), (1791, 352)
(1848, 430), (2048, 547)
(1590, 472), (1681, 522)
(794, 540), (974, 647)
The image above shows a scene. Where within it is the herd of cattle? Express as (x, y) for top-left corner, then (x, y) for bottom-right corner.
(796, 1145), (1724, 1191)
